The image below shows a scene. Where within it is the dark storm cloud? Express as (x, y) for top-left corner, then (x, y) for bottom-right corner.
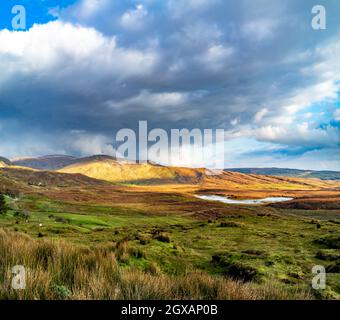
(0, 0), (339, 168)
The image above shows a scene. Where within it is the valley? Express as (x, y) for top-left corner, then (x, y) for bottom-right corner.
(0, 156), (339, 299)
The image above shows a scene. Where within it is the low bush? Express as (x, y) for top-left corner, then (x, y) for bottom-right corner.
(315, 250), (340, 261)
(154, 233), (171, 243)
(219, 221), (241, 228)
(211, 254), (262, 282)
(314, 236), (340, 249)
(326, 262), (340, 273)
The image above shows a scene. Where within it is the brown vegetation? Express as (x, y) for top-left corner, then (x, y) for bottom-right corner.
(0, 229), (312, 300)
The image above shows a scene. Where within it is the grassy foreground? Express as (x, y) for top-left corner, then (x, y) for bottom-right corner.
(1, 193), (339, 300)
(0, 229), (312, 300)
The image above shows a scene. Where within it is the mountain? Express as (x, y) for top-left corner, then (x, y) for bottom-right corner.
(0, 156), (11, 167)
(0, 165), (111, 195)
(5, 154), (340, 189)
(59, 156), (205, 184)
(58, 156), (340, 190)
(227, 168), (340, 181)
(11, 155), (77, 170)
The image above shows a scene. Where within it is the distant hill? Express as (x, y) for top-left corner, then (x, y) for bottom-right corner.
(227, 168), (340, 180)
(5, 153), (340, 188)
(59, 156), (205, 184)
(57, 156), (340, 190)
(0, 156), (11, 167)
(12, 155), (77, 170)
(0, 165), (111, 195)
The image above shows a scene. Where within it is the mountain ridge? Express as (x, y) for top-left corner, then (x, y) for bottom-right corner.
(227, 167), (340, 181)
(11, 155), (78, 170)
(2, 154), (340, 183)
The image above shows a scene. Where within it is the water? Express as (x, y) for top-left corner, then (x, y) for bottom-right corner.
(195, 195), (293, 205)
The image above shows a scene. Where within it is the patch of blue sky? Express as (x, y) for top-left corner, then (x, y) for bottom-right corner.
(0, 0), (76, 30)
(297, 100), (337, 123)
(224, 137), (287, 158)
(244, 145), (321, 158)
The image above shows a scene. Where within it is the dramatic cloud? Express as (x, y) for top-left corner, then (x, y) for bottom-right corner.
(120, 4), (148, 31)
(334, 109), (340, 121)
(0, 0), (339, 169)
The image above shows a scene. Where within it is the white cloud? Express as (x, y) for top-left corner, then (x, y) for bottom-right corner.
(108, 90), (189, 110)
(230, 118), (239, 126)
(76, 0), (109, 19)
(282, 81), (338, 115)
(120, 4), (148, 31)
(254, 108), (268, 123)
(334, 108), (340, 121)
(241, 19), (277, 41)
(168, 0), (219, 18)
(66, 131), (116, 156)
(0, 21), (158, 84)
(56, 0), (111, 21)
(180, 22), (223, 46)
(1, 0), (340, 170)
(199, 44), (234, 71)
(254, 122), (340, 148)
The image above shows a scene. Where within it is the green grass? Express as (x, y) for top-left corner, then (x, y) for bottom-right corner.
(0, 194), (339, 299)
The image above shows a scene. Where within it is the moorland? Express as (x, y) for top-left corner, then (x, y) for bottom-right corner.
(0, 155), (339, 300)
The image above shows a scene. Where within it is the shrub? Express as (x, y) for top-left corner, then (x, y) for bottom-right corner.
(129, 247), (146, 259)
(211, 254), (262, 282)
(139, 238), (150, 245)
(225, 262), (261, 282)
(326, 262), (340, 273)
(145, 262), (161, 275)
(219, 221), (240, 228)
(328, 220), (340, 225)
(315, 250), (340, 261)
(314, 236), (340, 249)
(14, 210), (31, 220)
(154, 233), (171, 243)
(55, 216), (69, 224)
(51, 284), (72, 300)
(0, 194), (8, 215)
(288, 272), (304, 280)
(242, 249), (268, 257)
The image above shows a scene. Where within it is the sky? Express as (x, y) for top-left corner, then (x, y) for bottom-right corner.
(0, 0), (339, 170)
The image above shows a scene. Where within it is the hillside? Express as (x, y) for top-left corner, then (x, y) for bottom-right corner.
(59, 156), (205, 184)
(57, 156), (340, 191)
(11, 155), (77, 170)
(0, 156), (11, 168)
(227, 168), (340, 180)
(2, 153), (339, 191)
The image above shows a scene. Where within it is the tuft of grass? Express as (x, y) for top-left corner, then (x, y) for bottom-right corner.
(314, 236), (340, 249)
(154, 233), (171, 243)
(219, 221), (242, 228)
(211, 254), (262, 282)
(0, 229), (312, 300)
(315, 250), (340, 261)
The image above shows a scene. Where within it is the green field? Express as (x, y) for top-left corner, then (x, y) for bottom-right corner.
(1, 193), (339, 300)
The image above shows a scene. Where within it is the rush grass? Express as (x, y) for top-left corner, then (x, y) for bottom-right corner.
(0, 229), (312, 300)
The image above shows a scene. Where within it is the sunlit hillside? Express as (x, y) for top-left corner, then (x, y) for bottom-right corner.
(59, 157), (206, 184)
(58, 157), (340, 191)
